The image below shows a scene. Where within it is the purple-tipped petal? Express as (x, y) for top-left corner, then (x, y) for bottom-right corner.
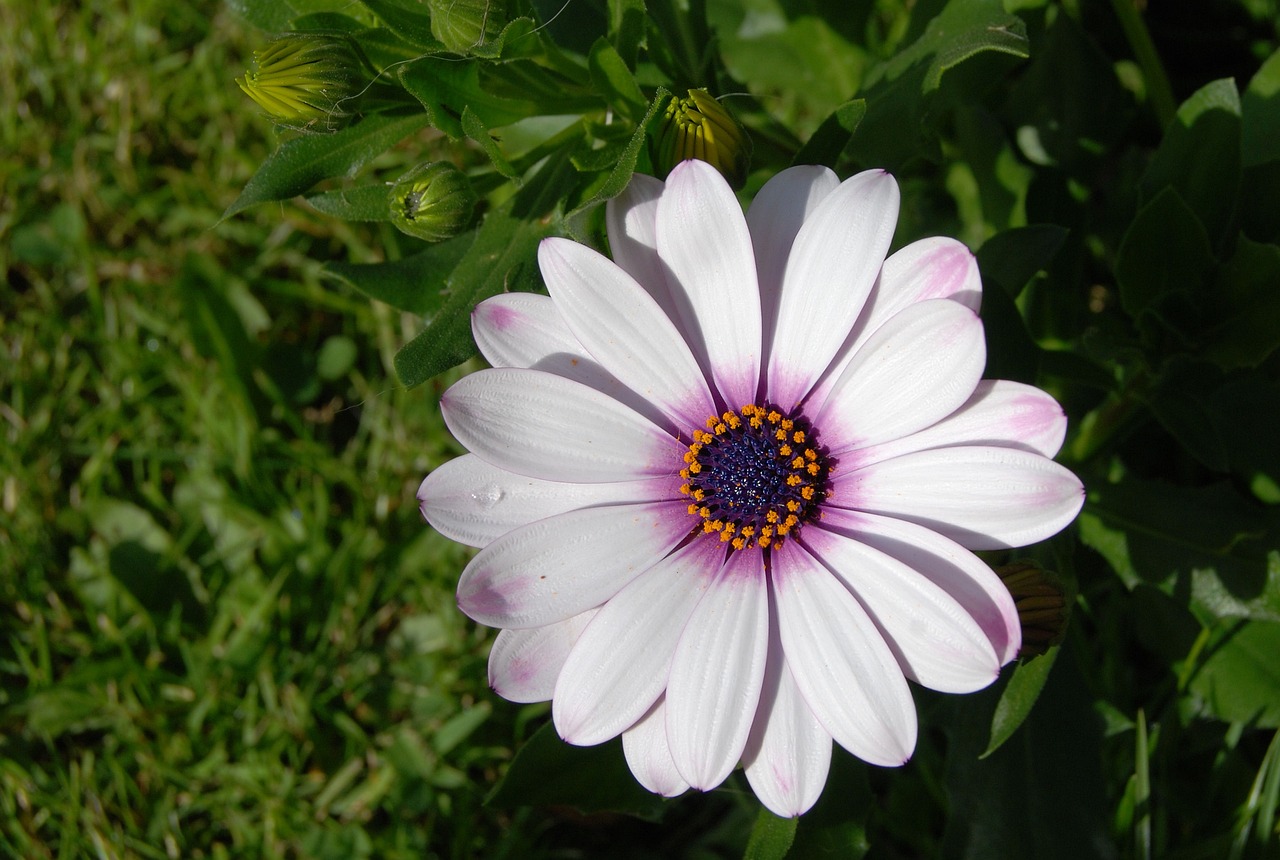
(665, 550), (769, 790)
(771, 541), (916, 767)
(816, 299), (986, 453)
(830, 446), (1086, 550)
(488, 610), (597, 703)
(418, 455), (680, 548)
(622, 696), (689, 797)
(766, 170), (899, 411)
(440, 368), (683, 483)
(539, 238), (716, 429)
(803, 525), (1001, 693)
(553, 540), (724, 746)
(456, 500), (690, 628)
(656, 160), (762, 407)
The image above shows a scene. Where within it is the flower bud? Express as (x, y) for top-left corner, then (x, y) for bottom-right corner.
(652, 89), (751, 188)
(391, 162), (477, 242)
(238, 34), (366, 131)
(997, 561), (1074, 659)
(428, 0), (507, 54)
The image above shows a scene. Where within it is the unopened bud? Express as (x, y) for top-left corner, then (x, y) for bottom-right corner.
(428, 0), (507, 54)
(391, 162), (476, 242)
(652, 89), (751, 188)
(998, 562), (1074, 659)
(238, 34), (366, 130)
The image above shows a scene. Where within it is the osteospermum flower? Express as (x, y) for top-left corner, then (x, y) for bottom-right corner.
(418, 161), (1084, 816)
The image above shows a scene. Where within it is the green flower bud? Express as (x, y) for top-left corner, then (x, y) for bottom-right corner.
(238, 34), (366, 131)
(428, 0), (507, 54)
(652, 89), (751, 189)
(391, 162), (477, 242)
(997, 561), (1074, 659)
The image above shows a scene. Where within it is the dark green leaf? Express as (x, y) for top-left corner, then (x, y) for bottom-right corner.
(485, 721), (666, 816)
(589, 37), (647, 122)
(359, 0), (443, 49)
(399, 57), (535, 139)
(1200, 237), (1280, 369)
(792, 99), (866, 169)
(1114, 187), (1215, 332)
(744, 808), (797, 860)
(1191, 621), (1280, 727)
(1140, 78), (1241, 248)
(788, 749), (871, 859)
(982, 648), (1059, 758)
(608, 0), (646, 68)
(306, 184), (393, 221)
(462, 107), (517, 178)
(325, 233), (474, 315)
(976, 266), (1040, 383)
(224, 113), (428, 218)
(1240, 48), (1280, 168)
(977, 224), (1069, 299)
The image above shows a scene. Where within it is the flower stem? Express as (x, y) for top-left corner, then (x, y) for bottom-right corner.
(1111, 0), (1178, 128)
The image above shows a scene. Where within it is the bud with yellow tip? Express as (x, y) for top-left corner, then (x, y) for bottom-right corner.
(652, 89), (751, 188)
(238, 34), (366, 131)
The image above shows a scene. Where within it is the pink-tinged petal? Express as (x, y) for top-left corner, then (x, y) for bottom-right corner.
(802, 525), (1001, 693)
(767, 170), (899, 411)
(622, 696), (689, 797)
(743, 621), (832, 817)
(746, 165), (841, 372)
(818, 508), (1021, 664)
(817, 300), (986, 453)
(440, 368), (682, 483)
(771, 541), (916, 767)
(488, 610), (597, 703)
(419, 455), (680, 548)
(830, 446), (1085, 551)
(553, 540), (724, 746)
(471, 294), (671, 430)
(665, 550), (769, 790)
(847, 380), (1069, 471)
(656, 160), (762, 407)
(808, 237), (982, 406)
(539, 238), (716, 428)
(606, 173), (680, 321)
(456, 500), (690, 628)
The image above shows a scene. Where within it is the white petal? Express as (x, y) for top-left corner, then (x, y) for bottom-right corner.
(817, 299), (986, 452)
(770, 541), (916, 767)
(488, 610), (597, 703)
(606, 173), (680, 321)
(747, 165), (840, 371)
(622, 696), (689, 797)
(471, 293), (672, 429)
(846, 379), (1069, 471)
(830, 446), (1085, 550)
(456, 500), (690, 628)
(440, 368), (682, 483)
(808, 237), (982, 406)
(802, 525), (1001, 693)
(767, 170), (899, 411)
(665, 550), (769, 790)
(743, 623), (832, 817)
(539, 238), (716, 428)
(419, 455), (679, 548)
(553, 540), (724, 745)
(818, 508), (1021, 665)
(656, 160), (762, 407)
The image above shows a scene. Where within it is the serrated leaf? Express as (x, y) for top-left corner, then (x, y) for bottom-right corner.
(485, 721), (665, 816)
(792, 99), (866, 168)
(224, 113), (428, 218)
(306, 184), (393, 220)
(325, 233), (474, 314)
(1190, 621), (1280, 727)
(744, 808), (797, 860)
(982, 648), (1059, 758)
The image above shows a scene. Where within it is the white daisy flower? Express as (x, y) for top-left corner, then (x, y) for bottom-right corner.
(419, 160), (1084, 817)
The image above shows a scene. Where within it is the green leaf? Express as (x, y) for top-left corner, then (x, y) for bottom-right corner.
(977, 224), (1069, 299)
(325, 233), (473, 315)
(791, 99), (866, 169)
(589, 37), (647, 123)
(485, 721), (665, 816)
(1080, 478), (1280, 623)
(1191, 621), (1280, 727)
(306, 184), (393, 221)
(788, 749), (871, 859)
(1114, 187), (1215, 333)
(1201, 237), (1280, 369)
(394, 152), (575, 385)
(976, 266), (1040, 384)
(224, 113), (428, 218)
(398, 57), (535, 139)
(1140, 78), (1242, 248)
(359, 0), (443, 50)
(1239, 48), (1280, 168)
(744, 808), (797, 860)
(982, 648), (1060, 758)
(608, 0), (646, 68)
(462, 107), (517, 178)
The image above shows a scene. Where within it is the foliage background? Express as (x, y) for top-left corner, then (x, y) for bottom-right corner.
(3, 0), (1280, 857)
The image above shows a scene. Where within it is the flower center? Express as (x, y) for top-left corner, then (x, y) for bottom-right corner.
(679, 404), (832, 552)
